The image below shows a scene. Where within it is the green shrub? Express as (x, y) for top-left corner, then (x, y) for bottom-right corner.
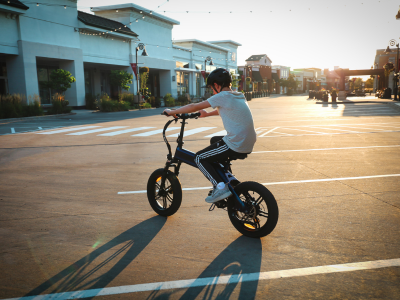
(142, 102), (152, 109)
(24, 95), (43, 117)
(99, 93), (130, 112)
(177, 95), (190, 106)
(164, 93), (175, 107)
(86, 93), (98, 110)
(48, 93), (71, 115)
(119, 93), (134, 106)
(0, 94), (43, 119)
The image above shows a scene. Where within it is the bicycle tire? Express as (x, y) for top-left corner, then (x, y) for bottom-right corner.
(227, 181), (278, 238)
(147, 168), (182, 216)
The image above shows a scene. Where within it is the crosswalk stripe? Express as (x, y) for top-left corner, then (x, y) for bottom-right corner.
(168, 127), (216, 137)
(37, 126), (100, 134)
(204, 130), (227, 137)
(132, 127), (180, 137)
(97, 127), (156, 136)
(66, 126), (127, 135)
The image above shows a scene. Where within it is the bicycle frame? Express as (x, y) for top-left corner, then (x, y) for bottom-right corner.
(160, 113), (247, 212)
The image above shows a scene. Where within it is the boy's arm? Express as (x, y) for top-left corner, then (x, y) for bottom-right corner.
(199, 109), (219, 118)
(163, 100), (211, 117)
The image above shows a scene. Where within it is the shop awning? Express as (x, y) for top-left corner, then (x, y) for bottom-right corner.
(252, 71), (263, 82)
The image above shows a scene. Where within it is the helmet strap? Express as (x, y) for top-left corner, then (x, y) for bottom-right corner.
(211, 83), (222, 94)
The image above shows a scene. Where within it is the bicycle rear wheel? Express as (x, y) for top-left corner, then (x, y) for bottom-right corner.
(228, 181), (278, 238)
(147, 168), (182, 216)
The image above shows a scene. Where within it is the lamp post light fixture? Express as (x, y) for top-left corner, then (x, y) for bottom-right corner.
(204, 56), (213, 92)
(383, 39), (399, 101)
(135, 43), (148, 110)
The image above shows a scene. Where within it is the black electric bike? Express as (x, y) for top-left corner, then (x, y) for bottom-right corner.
(147, 112), (278, 238)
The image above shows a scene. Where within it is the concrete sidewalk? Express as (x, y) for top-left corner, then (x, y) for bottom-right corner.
(313, 95), (399, 104)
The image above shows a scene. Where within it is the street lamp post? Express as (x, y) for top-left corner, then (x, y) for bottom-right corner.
(204, 56), (213, 95)
(135, 43), (148, 110)
(384, 39), (399, 101)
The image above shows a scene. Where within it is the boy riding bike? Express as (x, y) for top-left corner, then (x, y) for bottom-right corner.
(163, 68), (257, 203)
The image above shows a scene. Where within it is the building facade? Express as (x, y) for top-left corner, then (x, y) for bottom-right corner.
(0, 1), (240, 107)
(238, 54), (273, 92)
(373, 47), (399, 92)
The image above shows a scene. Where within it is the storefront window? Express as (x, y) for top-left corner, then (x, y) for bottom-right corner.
(196, 73), (202, 96)
(176, 61), (189, 68)
(177, 71), (189, 95)
(37, 66), (57, 105)
(206, 65), (216, 72)
(84, 69), (93, 96)
(0, 62), (7, 95)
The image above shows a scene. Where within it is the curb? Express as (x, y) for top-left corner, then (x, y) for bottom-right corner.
(1, 112), (77, 123)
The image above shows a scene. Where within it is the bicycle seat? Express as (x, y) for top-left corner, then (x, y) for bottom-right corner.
(229, 153), (248, 160)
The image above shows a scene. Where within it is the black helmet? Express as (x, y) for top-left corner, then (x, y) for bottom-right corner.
(206, 68), (232, 93)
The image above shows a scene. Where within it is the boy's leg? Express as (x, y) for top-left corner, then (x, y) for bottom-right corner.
(210, 136), (224, 145)
(195, 139), (231, 187)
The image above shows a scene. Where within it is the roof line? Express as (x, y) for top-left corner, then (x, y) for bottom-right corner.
(91, 3), (180, 25)
(173, 39), (229, 52)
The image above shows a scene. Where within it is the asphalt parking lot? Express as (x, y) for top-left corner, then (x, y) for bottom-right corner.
(0, 95), (399, 299)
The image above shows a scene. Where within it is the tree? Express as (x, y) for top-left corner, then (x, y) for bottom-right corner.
(365, 78), (374, 89)
(45, 69), (76, 94)
(383, 62), (394, 87)
(110, 70), (133, 93)
(354, 78), (363, 90)
(230, 71), (239, 90)
(139, 67), (150, 99)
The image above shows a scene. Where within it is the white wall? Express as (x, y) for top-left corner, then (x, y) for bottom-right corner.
(0, 11), (19, 55)
(18, 1), (80, 48)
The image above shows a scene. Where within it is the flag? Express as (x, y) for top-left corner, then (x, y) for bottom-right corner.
(130, 63), (138, 78)
(201, 71), (206, 80)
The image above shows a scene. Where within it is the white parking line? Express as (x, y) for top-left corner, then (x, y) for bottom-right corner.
(252, 145), (400, 153)
(37, 126), (100, 134)
(306, 126), (360, 133)
(168, 127), (216, 137)
(259, 127), (279, 137)
(6, 258), (399, 299)
(97, 127), (155, 136)
(205, 130), (227, 138)
(132, 127), (180, 137)
(118, 174), (400, 195)
(67, 126), (127, 135)
(280, 127), (327, 134)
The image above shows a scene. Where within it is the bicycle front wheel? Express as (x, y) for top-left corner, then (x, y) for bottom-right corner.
(228, 181), (278, 238)
(147, 168), (182, 216)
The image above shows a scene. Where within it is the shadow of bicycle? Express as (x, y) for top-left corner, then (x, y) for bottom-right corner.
(24, 216), (166, 299)
(147, 236), (262, 300)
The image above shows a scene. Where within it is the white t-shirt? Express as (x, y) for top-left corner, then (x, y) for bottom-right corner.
(207, 91), (257, 153)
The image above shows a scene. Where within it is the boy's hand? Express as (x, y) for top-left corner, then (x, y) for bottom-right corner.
(163, 109), (177, 118)
(199, 109), (208, 118)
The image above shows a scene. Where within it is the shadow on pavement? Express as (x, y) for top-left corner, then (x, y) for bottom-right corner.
(23, 216), (166, 299)
(147, 236), (262, 300)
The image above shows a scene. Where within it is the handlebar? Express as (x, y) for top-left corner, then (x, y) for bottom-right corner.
(161, 112), (201, 119)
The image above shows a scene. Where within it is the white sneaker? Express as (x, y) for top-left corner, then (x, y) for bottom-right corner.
(205, 186), (232, 203)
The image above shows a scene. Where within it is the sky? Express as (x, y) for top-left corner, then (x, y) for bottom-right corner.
(77, 0), (400, 72)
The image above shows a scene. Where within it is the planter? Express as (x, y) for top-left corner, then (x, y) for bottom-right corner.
(133, 95), (140, 104)
(338, 91), (347, 100)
